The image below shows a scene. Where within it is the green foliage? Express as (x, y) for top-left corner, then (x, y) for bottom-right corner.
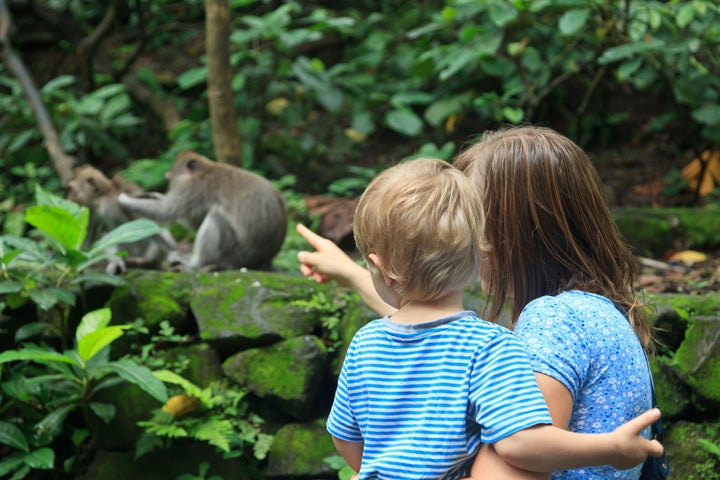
(324, 454), (356, 480)
(3, 0), (718, 204)
(0, 421), (54, 480)
(0, 185), (162, 344)
(292, 290), (352, 353)
(0, 308), (168, 479)
(44, 77), (143, 160)
(175, 462), (223, 480)
(0, 67), (62, 207)
(0, 70), (143, 206)
(136, 371), (272, 465)
(694, 438), (720, 479)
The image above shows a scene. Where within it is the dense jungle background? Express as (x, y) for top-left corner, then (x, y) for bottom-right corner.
(1, 0), (720, 479)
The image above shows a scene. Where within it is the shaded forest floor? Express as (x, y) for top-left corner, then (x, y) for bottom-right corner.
(576, 144), (719, 297)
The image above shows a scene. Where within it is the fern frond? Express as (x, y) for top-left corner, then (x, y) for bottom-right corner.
(190, 418), (234, 453)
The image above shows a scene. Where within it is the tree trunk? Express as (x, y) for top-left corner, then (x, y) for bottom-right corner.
(205, 0), (242, 166)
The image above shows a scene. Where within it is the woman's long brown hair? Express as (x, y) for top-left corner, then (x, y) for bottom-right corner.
(454, 126), (653, 348)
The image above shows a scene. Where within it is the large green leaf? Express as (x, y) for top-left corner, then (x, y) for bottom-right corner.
(77, 325), (131, 363)
(385, 108), (423, 137)
(1, 235), (50, 265)
(424, 95), (468, 127)
(103, 359), (168, 403)
(29, 287), (76, 311)
(75, 307), (112, 345)
(24, 205), (87, 252)
(24, 447), (55, 469)
(0, 348), (79, 367)
(390, 91), (435, 107)
(0, 453), (26, 477)
(87, 219), (162, 257)
(598, 39), (666, 64)
(0, 281), (23, 294)
(34, 184), (85, 216)
(437, 47), (480, 81)
(558, 8), (590, 36)
(89, 402), (116, 424)
(112, 362), (169, 404)
(692, 104), (720, 126)
(153, 369), (204, 398)
(0, 421), (29, 452)
(488, 1), (518, 27)
(14, 322), (52, 342)
(34, 404), (76, 441)
(676, 2), (695, 28)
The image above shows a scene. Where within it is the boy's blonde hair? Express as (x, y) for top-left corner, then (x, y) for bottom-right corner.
(353, 158), (483, 303)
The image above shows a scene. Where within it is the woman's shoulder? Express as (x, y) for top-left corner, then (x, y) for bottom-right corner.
(523, 291), (616, 319)
(518, 291), (632, 344)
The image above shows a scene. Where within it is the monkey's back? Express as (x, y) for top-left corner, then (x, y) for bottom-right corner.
(213, 165), (287, 270)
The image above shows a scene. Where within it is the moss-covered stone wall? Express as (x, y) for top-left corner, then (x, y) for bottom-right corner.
(10, 270), (717, 479)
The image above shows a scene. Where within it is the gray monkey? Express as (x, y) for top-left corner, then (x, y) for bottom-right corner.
(118, 152), (287, 271)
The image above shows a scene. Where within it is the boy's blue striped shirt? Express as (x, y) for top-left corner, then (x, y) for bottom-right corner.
(327, 311), (552, 479)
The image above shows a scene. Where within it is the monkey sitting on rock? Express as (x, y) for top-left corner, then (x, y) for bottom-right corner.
(65, 165), (177, 273)
(118, 152), (288, 271)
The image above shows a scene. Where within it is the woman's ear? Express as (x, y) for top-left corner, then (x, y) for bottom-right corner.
(368, 253), (394, 287)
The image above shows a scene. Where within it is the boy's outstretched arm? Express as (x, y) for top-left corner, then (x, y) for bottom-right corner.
(296, 224), (394, 316)
(493, 408), (664, 472)
(460, 443), (549, 480)
(332, 435), (363, 474)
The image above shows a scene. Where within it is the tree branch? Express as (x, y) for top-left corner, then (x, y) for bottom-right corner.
(0, 0), (75, 182)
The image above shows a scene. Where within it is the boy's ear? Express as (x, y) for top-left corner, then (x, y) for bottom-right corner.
(368, 253), (394, 287)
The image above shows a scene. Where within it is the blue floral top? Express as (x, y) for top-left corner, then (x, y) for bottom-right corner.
(514, 290), (653, 479)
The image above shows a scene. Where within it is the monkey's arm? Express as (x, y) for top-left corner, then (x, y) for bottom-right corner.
(118, 192), (176, 222)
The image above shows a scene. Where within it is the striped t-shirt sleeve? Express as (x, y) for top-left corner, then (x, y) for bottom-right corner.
(327, 330), (364, 442)
(468, 331), (553, 443)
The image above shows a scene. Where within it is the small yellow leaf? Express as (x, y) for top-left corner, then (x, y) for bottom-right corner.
(161, 394), (201, 417)
(265, 97), (289, 116)
(681, 150), (720, 196)
(445, 114), (458, 134)
(344, 128), (366, 142)
(668, 250), (707, 265)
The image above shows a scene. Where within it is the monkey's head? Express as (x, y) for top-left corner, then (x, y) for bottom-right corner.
(166, 152), (212, 186)
(65, 166), (113, 206)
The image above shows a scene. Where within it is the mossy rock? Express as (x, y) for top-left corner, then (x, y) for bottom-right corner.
(613, 206), (720, 256)
(651, 292), (720, 321)
(334, 290), (375, 375)
(82, 440), (260, 480)
(108, 270), (192, 329)
(222, 335), (328, 420)
(265, 420), (337, 479)
(85, 382), (163, 452)
(188, 270), (332, 354)
(158, 343), (224, 388)
(648, 303), (688, 354)
(672, 315), (720, 403)
(650, 355), (690, 420)
(663, 420), (720, 480)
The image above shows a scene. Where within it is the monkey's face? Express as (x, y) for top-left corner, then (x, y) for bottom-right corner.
(65, 167), (111, 206)
(65, 177), (92, 205)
